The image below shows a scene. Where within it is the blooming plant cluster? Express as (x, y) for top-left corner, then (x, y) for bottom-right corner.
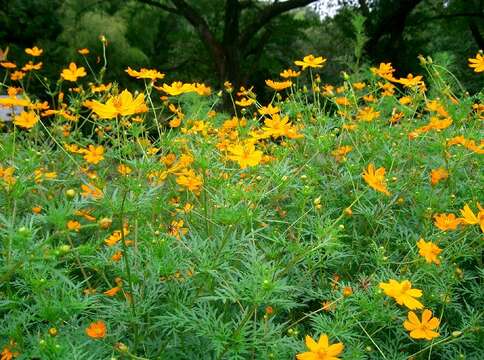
(0, 43), (483, 359)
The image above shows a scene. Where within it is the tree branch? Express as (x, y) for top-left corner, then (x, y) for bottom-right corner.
(137, 0), (180, 14)
(240, 0), (318, 47)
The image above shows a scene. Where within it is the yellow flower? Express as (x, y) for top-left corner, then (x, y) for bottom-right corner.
(433, 213), (461, 231)
(227, 141), (263, 169)
(379, 279), (424, 310)
(331, 145), (352, 162)
(0, 166), (16, 186)
(397, 73), (424, 88)
(262, 114), (301, 139)
(357, 107), (380, 122)
(294, 55), (327, 70)
(117, 164), (132, 176)
(362, 164), (390, 196)
(157, 81), (194, 96)
(468, 52), (484, 72)
(352, 82), (366, 90)
(85, 89), (148, 119)
(417, 239), (442, 265)
(370, 62), (397, 81)
(459, 203), (484, 232)
(403, 309), (440, 340)
(280, 69), (301, 78)
(430, 168), (448, 186)
(13, 111), (39, 129)
(78, 48), (90, 55)
(0, 61), (16, 69)
(192, 83), (212, 96)
(296, 334), (344, 360)
(80, 183), (103, 199)
(258, 104), (280, 116)
(22, 61), (42, 72)
(25, 46), (43, 57)
(81, 145), (104, 164)
(265, 79), (292, 91)
(61, 62), (86, 82)
(235, 97), (255, 107)
(125, 67), (165, 80)
(175, 169), (203, 193)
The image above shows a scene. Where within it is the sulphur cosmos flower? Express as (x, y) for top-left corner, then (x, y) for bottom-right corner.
(294, 55), (326, 70)
(61, 62), (86, 82)
(227, 141), (263, 169)
(25, 46), (43, 57)
(403, 309), (440, 340)
(433, 213), (460, 231)
(430, 168), (448, 186)
(85, 321), (106, 339)
(296, 334), (344, 360)
(468, 52), (484, 72)
(125, 66), (165, 80)
(417, 239), (442, 265)
(362, 163), (390, 196)
(265, 79), (292, 91)
(85, 89), (148, 119)
(379, 279), (424, 310)
(13, 111), (38, 129)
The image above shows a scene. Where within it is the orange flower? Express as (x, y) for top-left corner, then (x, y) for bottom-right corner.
(430, 168), (448, 186)
(296, 334), (344, 360)
(111, 251), (123, 262)
(67, 220), (81, 232)
(13, 111), (38, 129)
(294, 55), (327, 70)
(85, 321), (106, 339)
(403, 309), (440, 340)
(104, 286), (121, 297)
(85, 89), (147, 119)
(25, 46), (43, 57)
(81, 145), (104, 164)
(1, 61), (16, 69)
(362, 164), (390, 196)
(379, 279), (424, 310)
(61, 62), (86, 82)
(417, 239), (442, 265)
(433, 213), (460, 231)
(22, 61), (42, 71)
(265, 79), (292, 91)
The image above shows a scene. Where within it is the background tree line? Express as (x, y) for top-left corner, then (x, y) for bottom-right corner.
(0, 0), (482, 93)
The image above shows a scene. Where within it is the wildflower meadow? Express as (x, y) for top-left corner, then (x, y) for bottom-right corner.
(0, 41), (483, 359)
